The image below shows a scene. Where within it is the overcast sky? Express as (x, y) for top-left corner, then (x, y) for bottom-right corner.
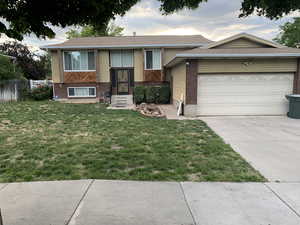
(1, 0), (299, 51)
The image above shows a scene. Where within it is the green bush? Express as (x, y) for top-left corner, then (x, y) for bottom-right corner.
(19, 87), (32, 100)
(30, 85), (53, 101)
(134, 86), (145, 104)
(153, 86), (161, 103)
(0, 55), (23, 80)
(145, 86), (157, 103)
(158, 86), (170, 104)
(135, 85), (171, 104)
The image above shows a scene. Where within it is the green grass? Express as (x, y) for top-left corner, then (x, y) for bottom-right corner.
(0, 101), (265, 182)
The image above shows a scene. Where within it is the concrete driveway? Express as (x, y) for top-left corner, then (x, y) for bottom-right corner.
(201, 116), (300, 182)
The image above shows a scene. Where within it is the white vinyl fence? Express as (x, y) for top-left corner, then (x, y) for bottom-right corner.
(30, 80), (53, 89)
(0, 80), (29, 102)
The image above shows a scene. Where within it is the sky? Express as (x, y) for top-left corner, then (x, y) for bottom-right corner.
(0, 0), (299, 52)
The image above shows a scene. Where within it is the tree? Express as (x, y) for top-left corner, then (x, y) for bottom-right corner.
(0, 55), (23, 80)
(239, 0), (300, 19)
(66, 22), (124, 39)
(274, 18), (300, 48)
(0, 42), (51, 80)
(39, 53), (52, 79)
(0, 0), (138, 40)
(1, 0), (299, 41)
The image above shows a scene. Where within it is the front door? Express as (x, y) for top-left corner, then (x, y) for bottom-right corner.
(117, 69), (130, 95)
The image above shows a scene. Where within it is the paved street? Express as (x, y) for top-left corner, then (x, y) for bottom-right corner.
(1, 180), (300, 225)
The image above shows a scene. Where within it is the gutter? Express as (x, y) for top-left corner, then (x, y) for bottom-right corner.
(175, 53), (300, 58)
(41, 43), (206, 50)
(165, 53), (300, 68)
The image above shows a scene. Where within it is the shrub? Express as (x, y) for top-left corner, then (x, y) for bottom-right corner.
(30, 85), (53, 101)
(134, 86), (145, 104)
(135, 85), (171, 104)
(19, 87), (32, 100)
(153, 86), (161, 103)
(145, 86), (157, 103)
(158, 86), (170, 104)
(0, 55), (23, 80)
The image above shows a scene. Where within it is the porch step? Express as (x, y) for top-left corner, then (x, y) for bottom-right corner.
(111, 95), (134, 108)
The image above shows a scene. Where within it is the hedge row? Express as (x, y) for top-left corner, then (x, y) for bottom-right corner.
(22, 85), (53, 101)
(134, 85), (170, 104)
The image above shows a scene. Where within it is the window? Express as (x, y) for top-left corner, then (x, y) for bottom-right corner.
(145, 49), (161, 70)
(110, 50), (133, 67)
(68, 87), (96, 97)
(64, 51), (95, 71)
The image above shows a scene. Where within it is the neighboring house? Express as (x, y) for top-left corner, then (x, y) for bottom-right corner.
(42, 33), (300, 116)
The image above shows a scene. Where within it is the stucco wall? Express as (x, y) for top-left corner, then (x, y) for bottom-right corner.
(198, 58), (298, 74)
(99, 50), (110, 82)
(134, 49), (144, 82)
(51, 51), (61, 83)
(171, 62), (186, 102)
(134, 48), (188, 81)
(50, 48), (193, 84)
(163, 48), (188, 65)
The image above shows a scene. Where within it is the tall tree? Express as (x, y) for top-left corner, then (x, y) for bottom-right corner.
(0, 55), (23, 80)
(239, 0), (300, 19)
(66, 22), (124, 39)
(0, 0), (299, 41)
(274, 18), (300, 48)
(39, 53), (52, 79)
(0, 42), (51, 80)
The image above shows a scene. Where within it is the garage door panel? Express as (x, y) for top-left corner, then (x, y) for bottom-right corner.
(199, 74), (294, 82)
(198, 104), (289, 116)
(199, 96), (289, 104)
(199, 84), (292, 93)
(199, 90), (292, 96)
(197, 73), (293, 116)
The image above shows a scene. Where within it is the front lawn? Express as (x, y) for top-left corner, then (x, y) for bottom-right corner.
(0, 101), (265, 182)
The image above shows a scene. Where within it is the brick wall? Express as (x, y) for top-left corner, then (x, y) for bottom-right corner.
(53, 82), (110, 100)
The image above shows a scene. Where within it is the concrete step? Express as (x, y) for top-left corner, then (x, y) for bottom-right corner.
(111, 95), (133, 108)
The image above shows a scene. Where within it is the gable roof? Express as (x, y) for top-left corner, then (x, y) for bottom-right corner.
(166, 47), (300, 68)
(204, 33), (284, 49)
(41, 35), (212, 50)
(176, 47), (300, 57)
(165, 33), (300, 67)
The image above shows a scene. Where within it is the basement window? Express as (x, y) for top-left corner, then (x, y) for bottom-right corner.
(68, 87), (96, 98)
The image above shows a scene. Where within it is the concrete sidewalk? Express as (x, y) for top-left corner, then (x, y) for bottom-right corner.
(1, 180), (300, 225)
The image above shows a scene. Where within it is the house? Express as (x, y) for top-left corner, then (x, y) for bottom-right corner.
(42, 33), (300, 116)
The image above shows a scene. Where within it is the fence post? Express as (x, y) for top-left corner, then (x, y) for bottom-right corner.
(0, 208), (3, 225)
(14, 82), (17, 101)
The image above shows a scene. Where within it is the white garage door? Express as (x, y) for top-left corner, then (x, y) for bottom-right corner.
(197, 73), (294, 116)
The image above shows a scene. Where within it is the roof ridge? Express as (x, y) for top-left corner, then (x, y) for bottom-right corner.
(41, 34), (213, 49)
(69, 34), (209, 39)
(203, 32), (283, 49)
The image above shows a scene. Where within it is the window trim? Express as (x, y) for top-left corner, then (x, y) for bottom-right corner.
(63, 51), (96, 72)
(67, 87), (96, 98)
(144, 49), (161, 70)
(110, 49), (134, 68)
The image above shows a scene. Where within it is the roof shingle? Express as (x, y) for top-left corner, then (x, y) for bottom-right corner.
(42, 35), (212, 49)
(178, 47), (300, 55)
